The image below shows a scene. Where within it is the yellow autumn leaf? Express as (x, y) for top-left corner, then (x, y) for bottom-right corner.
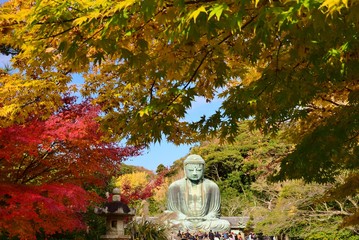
(187, 6), (207, 23)
(320, 0), (349, 14)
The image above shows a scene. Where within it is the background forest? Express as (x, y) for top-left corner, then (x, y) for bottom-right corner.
(143, 122), (358, 239)
(1, 0), (358, 239)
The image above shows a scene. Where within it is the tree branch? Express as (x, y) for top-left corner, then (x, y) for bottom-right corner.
(320, 96), (346, 107)
(36, 26), (75, 40)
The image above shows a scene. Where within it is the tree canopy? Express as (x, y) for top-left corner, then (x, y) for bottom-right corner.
(250, 177), (359, 239)
(0, 0), (358, 221)
(0, 91), (142, 239)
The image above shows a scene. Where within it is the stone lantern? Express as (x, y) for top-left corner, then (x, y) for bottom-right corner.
(95, 188), (135, 240)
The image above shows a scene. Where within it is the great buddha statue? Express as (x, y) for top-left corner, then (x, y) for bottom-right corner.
(165, 154), (230, 232)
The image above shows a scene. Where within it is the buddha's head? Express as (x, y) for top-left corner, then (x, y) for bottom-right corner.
(184, 154), (205, 182)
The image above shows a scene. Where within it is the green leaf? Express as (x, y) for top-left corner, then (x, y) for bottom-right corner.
(208, 3), (228, 21)
(187, 6), (207, 23)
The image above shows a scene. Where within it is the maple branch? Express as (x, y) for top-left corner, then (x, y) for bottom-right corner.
(320, 97), (347, 107)
(242, 13), (259, 31)
(137, 12), (261, 132)
(120, 10), (261, 139)
(150, 80), (156, 100)
(134, 7), (166, 33)
(18, 145), (58, 184)
(36, 26), (75, 40)
(19, 157), (45, 184)
(187, 48), (211, 87)
(143, 44), (211, 123)
(346, 131), (359, 142)
(48, 170), (73, 183)
(184, 0), (218, 4)
(306, 103), (325, 111)
(41, 149), (52, 160)
(164, 0), (218, 7)
(345, 86), (354, 92)
(22, 167), (54, 184)
(31, 17), (80, 25)
(52, 0), (84, 13)
(80, 26), (104, 46)
(166, 46), (211, 109)
(20, 96), (41, 108)
(275, 36), (283, 73)
(215, 12), (259, 46)
(159, 14), (260, 114)
(14, 153), (28, 183)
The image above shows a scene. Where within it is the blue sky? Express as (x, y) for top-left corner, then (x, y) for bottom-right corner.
(0, 54), (222, 171)
(0, 54), (11, 66)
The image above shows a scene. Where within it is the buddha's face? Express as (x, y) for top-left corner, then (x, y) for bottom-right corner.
(185, 163), (204, 182)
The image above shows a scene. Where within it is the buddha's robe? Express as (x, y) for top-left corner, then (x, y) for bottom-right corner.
(166, 178), (230, 232)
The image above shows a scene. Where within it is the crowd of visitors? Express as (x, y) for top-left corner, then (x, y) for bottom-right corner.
(169, 230), (262, 240)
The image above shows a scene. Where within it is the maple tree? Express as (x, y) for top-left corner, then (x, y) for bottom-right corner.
(0, 0), (358, 226)
(114, 171), (164, 205)
(0, 89), (142, 239)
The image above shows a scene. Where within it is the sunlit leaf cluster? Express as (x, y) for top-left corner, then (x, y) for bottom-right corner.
(115, 171), (164, 204)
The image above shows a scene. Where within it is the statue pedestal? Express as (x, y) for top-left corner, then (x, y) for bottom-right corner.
(100, 235), (130, 240)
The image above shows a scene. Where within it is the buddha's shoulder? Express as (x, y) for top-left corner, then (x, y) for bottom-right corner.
(203, 178), (219, 187)
(168, 178), (186, 188)
(168, 178), (218, 189)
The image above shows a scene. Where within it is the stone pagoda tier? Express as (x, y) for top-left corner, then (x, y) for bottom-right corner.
(95, 188), (136, 240)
